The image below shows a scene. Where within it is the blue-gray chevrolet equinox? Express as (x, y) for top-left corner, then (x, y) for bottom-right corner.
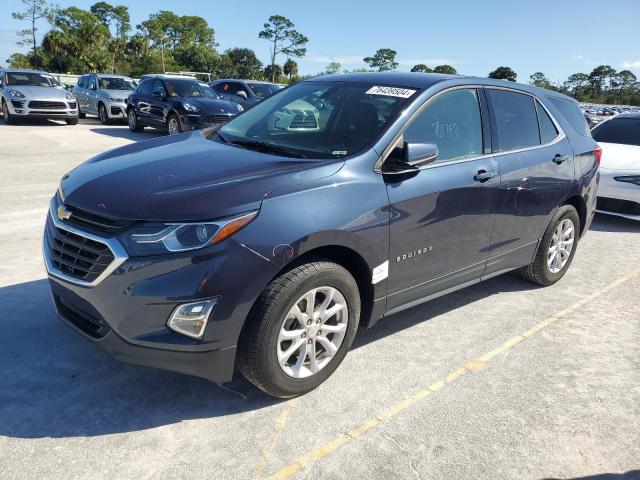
(44, 73), (599, 398)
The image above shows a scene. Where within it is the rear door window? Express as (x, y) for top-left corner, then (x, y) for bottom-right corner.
(549, 97), (591, 137)
(536, 101), (559, 144)
(489, 90), (540, 151)
(403, 88), (483, 162)
(137, 79), (153, 95)
(592, 117), (640, 146)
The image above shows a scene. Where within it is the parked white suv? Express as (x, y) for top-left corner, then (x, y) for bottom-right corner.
(0, 69), (78, 125)
(73, 74), (137, 124)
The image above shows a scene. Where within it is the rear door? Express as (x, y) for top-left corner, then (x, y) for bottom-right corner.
(384, 87), (499, 312)
(149, 79), (169, 125)
(483, 88), (575, 275)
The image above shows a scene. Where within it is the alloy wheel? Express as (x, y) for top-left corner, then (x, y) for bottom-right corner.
(2, 102), (8, 121)
(128, 111), (136, 129)
(99, 105), (107, 123)
(168, 117), (179, 135)
(547, 218), (575, 274)
(277, 286), (349, 379)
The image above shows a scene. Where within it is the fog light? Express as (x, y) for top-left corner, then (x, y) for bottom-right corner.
(167, 299), (217, 339)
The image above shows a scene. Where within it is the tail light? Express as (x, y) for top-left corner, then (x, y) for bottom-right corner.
(594, 144), (602, 167)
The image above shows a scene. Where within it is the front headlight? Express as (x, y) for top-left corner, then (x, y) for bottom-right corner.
(8, 89), (25, 98)
(109, 97), (124, 103)
(183, 102), (199, 113)
(65, 91), (75, 100)
(119, 211), (257, 256)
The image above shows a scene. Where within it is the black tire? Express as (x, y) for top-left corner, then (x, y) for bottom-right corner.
(65, 116), (79, 125)
(2, 100), (15, 124)
(238, 260), (361, 398)
(166, 113), (182, 135)
(98, 103), (110, 125)
(520, 205), (580, 286)
(128, 109), (143, 132)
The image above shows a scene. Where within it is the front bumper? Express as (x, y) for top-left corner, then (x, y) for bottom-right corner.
(106, 101), (127, 120)
(597, 168), (640, 221)
(43, 202), (279, 383)
(7, 97), (77, 119)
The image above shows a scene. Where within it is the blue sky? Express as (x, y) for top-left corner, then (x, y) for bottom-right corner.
(2, 0), (639, 83)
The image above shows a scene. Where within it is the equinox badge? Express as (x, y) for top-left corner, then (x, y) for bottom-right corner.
(396, 246), (433, 262)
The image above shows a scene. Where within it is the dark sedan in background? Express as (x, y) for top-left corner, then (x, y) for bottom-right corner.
(126, 76), (243, 135)
(210, 79), (284, 109)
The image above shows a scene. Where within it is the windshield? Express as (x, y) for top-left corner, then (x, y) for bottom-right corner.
(247, 82), (280, 98)
(164, 80), (219, 99)
(98, 77), (136, 91)
(6, 72), (59, 87)
(218, 81), (416, 159)
(592, 117), (640, 146)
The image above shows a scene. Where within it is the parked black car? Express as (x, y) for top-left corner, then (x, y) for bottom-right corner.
(210, 79), (284, 109)
(46, 73), (599, 398)
(127, 76), (243, 134)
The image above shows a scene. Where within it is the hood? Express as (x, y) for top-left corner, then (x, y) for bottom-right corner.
(598, 142), (640, 171)
(8, 85), (69, 100)
(182, 97), (240, 115)
(101, 89), (133, 100)
(60, 131), (343, 222)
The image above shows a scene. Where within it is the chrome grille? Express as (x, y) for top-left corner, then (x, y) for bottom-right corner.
(45, 214), (115, 282)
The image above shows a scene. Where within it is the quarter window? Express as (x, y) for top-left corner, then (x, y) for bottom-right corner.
(536, 101), (558, 144)
(403, 89), (483, 162)
(489, 90), (540, 151)
(550, 97), (591, 138)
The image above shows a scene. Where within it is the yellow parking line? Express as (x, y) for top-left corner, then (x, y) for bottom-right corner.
(266, 271), (637, 480)
(254, 399), (297, 479)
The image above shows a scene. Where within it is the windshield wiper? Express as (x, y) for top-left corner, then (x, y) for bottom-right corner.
(228, 139), (308, 158)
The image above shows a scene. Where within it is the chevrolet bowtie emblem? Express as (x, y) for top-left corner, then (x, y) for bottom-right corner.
(57, 205), (72, 221)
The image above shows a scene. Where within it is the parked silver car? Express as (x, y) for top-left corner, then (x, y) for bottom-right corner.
(74, 74), (137, 124)
(0, 69), (78, 125)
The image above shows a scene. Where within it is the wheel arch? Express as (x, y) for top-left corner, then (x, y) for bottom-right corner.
(562, 194), (587, 237)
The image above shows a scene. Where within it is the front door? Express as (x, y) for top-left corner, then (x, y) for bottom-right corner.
(384, 88), (499, 311)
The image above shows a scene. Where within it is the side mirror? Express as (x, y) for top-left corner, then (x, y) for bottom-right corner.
(236, 90), (248, 99)
(404, 141), (438, 167)
(383, 141), (438, 175)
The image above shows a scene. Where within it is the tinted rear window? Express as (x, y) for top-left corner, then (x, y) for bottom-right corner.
(549, 97), (591, 137)
(489, 90), (540, 151)
(592, 117), (640, 146)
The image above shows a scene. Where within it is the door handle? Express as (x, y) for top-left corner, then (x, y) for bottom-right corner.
(553, 154), (569, 164)
(474, 169), (497, 183)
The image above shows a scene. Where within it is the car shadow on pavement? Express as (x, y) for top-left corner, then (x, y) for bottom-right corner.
(0, 270), (539, 439)
(90, 127), (162, 141)
(542, 470), (640, 479)
(353, 270), (539, 349)
(0, 279), (282, 439)
(589, 213), (640, 233)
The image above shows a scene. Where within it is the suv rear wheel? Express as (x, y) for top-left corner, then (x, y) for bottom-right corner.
(238, 260), (360, 398)
(521, 205), (580, 286)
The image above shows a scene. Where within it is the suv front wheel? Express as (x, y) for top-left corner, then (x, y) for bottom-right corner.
(2, 100), (15, 124)
(128, 109), (143, 132)
(238, 260), (361, 398)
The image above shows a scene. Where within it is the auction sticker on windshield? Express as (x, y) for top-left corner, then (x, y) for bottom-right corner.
(365, 86), (416, 98)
